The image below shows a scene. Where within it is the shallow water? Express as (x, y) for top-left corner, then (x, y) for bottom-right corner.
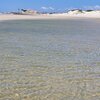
(0, 19), (100, 100)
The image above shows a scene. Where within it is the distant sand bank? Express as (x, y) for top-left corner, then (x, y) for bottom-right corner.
(0, 13), (100, 21)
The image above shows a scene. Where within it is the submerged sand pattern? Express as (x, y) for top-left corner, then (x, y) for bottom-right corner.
(0, 19), (100, 100)
(0, 64), (100, 100)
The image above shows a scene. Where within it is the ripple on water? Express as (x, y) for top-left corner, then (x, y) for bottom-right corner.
(0, 19), (100, 100)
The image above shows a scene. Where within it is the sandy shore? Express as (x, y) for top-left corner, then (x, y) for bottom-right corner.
(0, 14), (53, 21)
(0, 13), (100, 21)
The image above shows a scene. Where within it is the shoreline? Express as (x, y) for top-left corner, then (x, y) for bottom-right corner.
(0, 13), (100, 21)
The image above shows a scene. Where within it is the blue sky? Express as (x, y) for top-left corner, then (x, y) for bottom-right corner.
(0, 0), (100, 12)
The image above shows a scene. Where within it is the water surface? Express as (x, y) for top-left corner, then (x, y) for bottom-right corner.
(0, 19), (100, 100)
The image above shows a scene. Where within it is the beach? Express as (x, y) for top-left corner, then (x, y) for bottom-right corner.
(0, 11), (100, 21)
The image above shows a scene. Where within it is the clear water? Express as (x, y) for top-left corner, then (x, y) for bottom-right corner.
(0, 19), (100, 100)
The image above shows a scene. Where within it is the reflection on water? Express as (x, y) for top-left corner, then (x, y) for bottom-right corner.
(0, 19), (100, 100)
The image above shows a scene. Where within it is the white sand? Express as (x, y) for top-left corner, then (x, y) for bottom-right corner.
(0, 14), (54, 21)
(0, 12), (100, 21)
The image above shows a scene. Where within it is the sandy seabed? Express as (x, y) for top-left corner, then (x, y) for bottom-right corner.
(0, 15), (100, 100)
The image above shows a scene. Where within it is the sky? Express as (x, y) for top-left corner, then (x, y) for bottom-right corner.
(0, 0), (100, 12)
